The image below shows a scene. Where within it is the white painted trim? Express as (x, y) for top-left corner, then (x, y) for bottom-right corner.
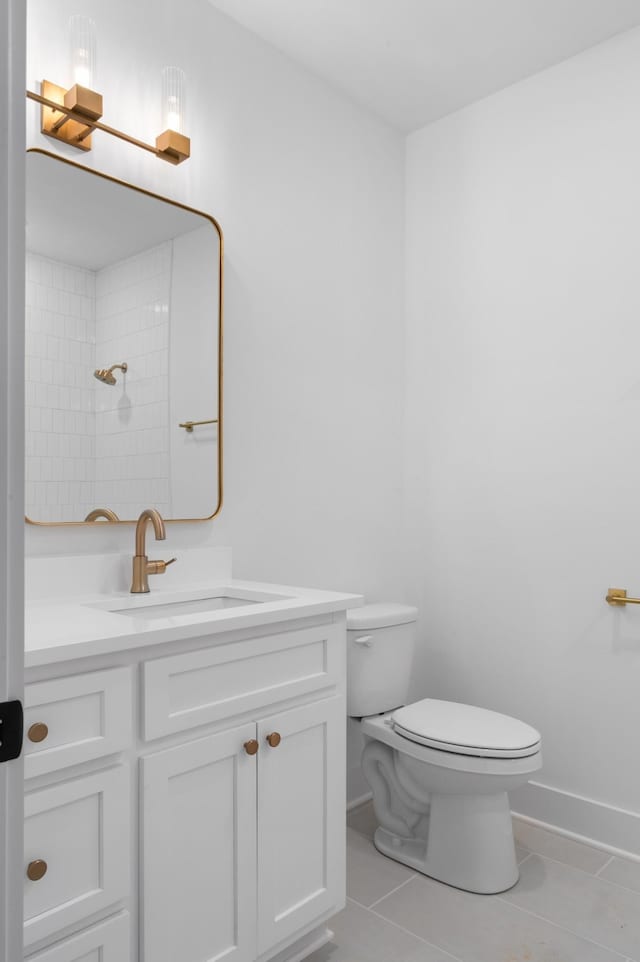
(346, 787), (640, 863)
(346, 791), (372, 812)
(266, 926), (334, 962)
(511, 779), (640, 860)
(511, 812), (640, 865)
(0, 2), (25, 961)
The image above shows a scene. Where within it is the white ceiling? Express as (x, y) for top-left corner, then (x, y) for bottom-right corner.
(208, 0), (640, 131)
(27, 152), (209, 270)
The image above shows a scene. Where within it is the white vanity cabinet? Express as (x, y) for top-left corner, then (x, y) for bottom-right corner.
(24, 613), (348, 962)
(256, 697), (345, 954)
(141, 695), (345, 962)
(141, 722), (259, 962)
(23, 668), (132, 956)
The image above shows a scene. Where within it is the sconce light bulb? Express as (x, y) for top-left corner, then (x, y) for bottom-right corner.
(167, 97), (181, 133)
(74, 56), (91, 88)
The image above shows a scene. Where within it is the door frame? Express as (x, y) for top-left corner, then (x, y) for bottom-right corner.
(0, 1), (26, 960)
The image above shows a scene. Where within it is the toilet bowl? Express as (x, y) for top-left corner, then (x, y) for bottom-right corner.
(348, 604), (542, 895)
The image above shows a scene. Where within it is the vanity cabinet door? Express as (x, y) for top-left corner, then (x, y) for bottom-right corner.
(141, 724), (257, 962)
(256, 696), (345, 955)
(24, 767), (130, 949)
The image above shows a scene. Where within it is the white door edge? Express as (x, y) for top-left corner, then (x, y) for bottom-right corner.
(0, 2), (26, 961)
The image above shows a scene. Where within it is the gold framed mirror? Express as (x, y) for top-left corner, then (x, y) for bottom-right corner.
(25, 149), (223, 525)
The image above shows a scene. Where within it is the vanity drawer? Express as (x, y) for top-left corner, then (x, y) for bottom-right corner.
(24, 668), (132, 778)
(143, 622), (343, 740)
(24, 766), (130, 949)
(25, 911), (130, 962)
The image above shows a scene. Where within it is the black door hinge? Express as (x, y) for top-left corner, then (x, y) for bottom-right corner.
(0, 700), (23, 762)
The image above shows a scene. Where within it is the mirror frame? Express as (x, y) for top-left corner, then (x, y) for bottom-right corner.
(25, 148), (223, 526)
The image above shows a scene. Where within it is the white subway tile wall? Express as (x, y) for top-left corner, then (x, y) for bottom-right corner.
(94, 243), (171, 519)
(25, 252), (96, 522)
(25, 244), (171, 522)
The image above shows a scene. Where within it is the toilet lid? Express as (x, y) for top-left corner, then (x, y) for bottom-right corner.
(392, 699), (541, 758)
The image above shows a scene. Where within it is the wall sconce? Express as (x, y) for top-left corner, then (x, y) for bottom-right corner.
(26, 19), (191, 165)
(38, 16), (103, 152)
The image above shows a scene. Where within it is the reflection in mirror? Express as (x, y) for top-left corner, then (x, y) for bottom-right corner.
(25, 150), (222, 524)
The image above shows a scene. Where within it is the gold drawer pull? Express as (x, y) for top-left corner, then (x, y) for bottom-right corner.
(27, 723), (49, 744)
(244, 739), (259, 756)
(26, 860), (47, 882)
(266, 732), (281, 748)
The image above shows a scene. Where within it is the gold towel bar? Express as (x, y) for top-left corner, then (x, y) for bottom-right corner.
(605, 588), (640, 606)
(179, 419), (219, 433)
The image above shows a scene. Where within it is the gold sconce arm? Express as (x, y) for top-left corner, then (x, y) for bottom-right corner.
(605, 588), (640, 606)
(179, 419), (219, 433)
(27, 86), (190, 165)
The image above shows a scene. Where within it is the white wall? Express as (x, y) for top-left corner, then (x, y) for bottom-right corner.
(405, 27), (640, 852)
(169, 225), (220, 518)
(26, 0), (406, 609)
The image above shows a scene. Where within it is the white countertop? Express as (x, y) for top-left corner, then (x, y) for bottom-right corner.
(25, 579), (363, 668)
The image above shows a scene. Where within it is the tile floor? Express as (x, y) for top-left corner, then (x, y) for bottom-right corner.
(307, 801), (640, 962)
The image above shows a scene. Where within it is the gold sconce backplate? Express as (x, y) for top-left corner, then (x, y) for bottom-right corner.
(40, 80), (103, 151)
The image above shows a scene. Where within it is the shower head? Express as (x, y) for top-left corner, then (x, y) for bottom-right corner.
(94, 362), (128, 385)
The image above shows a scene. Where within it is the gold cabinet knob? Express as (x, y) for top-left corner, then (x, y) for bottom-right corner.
(27, 722), (49, 744)
(26, 860), (47, 882)
(266, 732), (281, 748)
(244, 739), (259, 756)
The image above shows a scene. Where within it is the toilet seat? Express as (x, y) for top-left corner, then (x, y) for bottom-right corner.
(392, 699), (541, 759)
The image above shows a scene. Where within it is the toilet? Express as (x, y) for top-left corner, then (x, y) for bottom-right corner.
(348, 603), (542, 895)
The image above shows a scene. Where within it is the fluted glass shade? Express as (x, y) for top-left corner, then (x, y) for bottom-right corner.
(69, 15), (96, 89)
(161, 66), (186, 134)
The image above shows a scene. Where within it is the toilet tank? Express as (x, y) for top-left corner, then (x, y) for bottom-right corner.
(347, 603), (418, 717)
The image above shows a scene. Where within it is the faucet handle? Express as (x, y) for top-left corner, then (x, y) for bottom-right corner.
(147, 557), (177, 575)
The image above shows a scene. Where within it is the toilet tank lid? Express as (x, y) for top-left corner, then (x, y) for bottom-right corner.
(347, 603), (418, 630)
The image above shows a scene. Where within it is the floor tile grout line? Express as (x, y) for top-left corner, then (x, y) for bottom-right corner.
(517, 852), (533, 867)
(494, 892), (632, 960)
(519, 850), (640, 897)
(594, 854), (616, 877)
(360, 898), (464, 962)
(517, 847), (616, 879)
(367, 873), (417, 909)
(367, 890), (630, 962)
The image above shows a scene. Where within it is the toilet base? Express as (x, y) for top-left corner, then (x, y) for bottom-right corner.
(373, 790), (519, 894)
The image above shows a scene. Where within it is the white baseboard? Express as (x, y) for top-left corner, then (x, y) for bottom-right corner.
(511, 780), (640, 860)
(347, 791), (372, 812)
(348, 782), (640, 861)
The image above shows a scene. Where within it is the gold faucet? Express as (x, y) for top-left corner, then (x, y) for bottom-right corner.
(84, 507), (120, 522)
(131, 508), (176, 593)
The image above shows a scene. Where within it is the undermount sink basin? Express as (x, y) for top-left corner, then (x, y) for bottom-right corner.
(111, 596), (259, 619)
(87, 587), (291, 621)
